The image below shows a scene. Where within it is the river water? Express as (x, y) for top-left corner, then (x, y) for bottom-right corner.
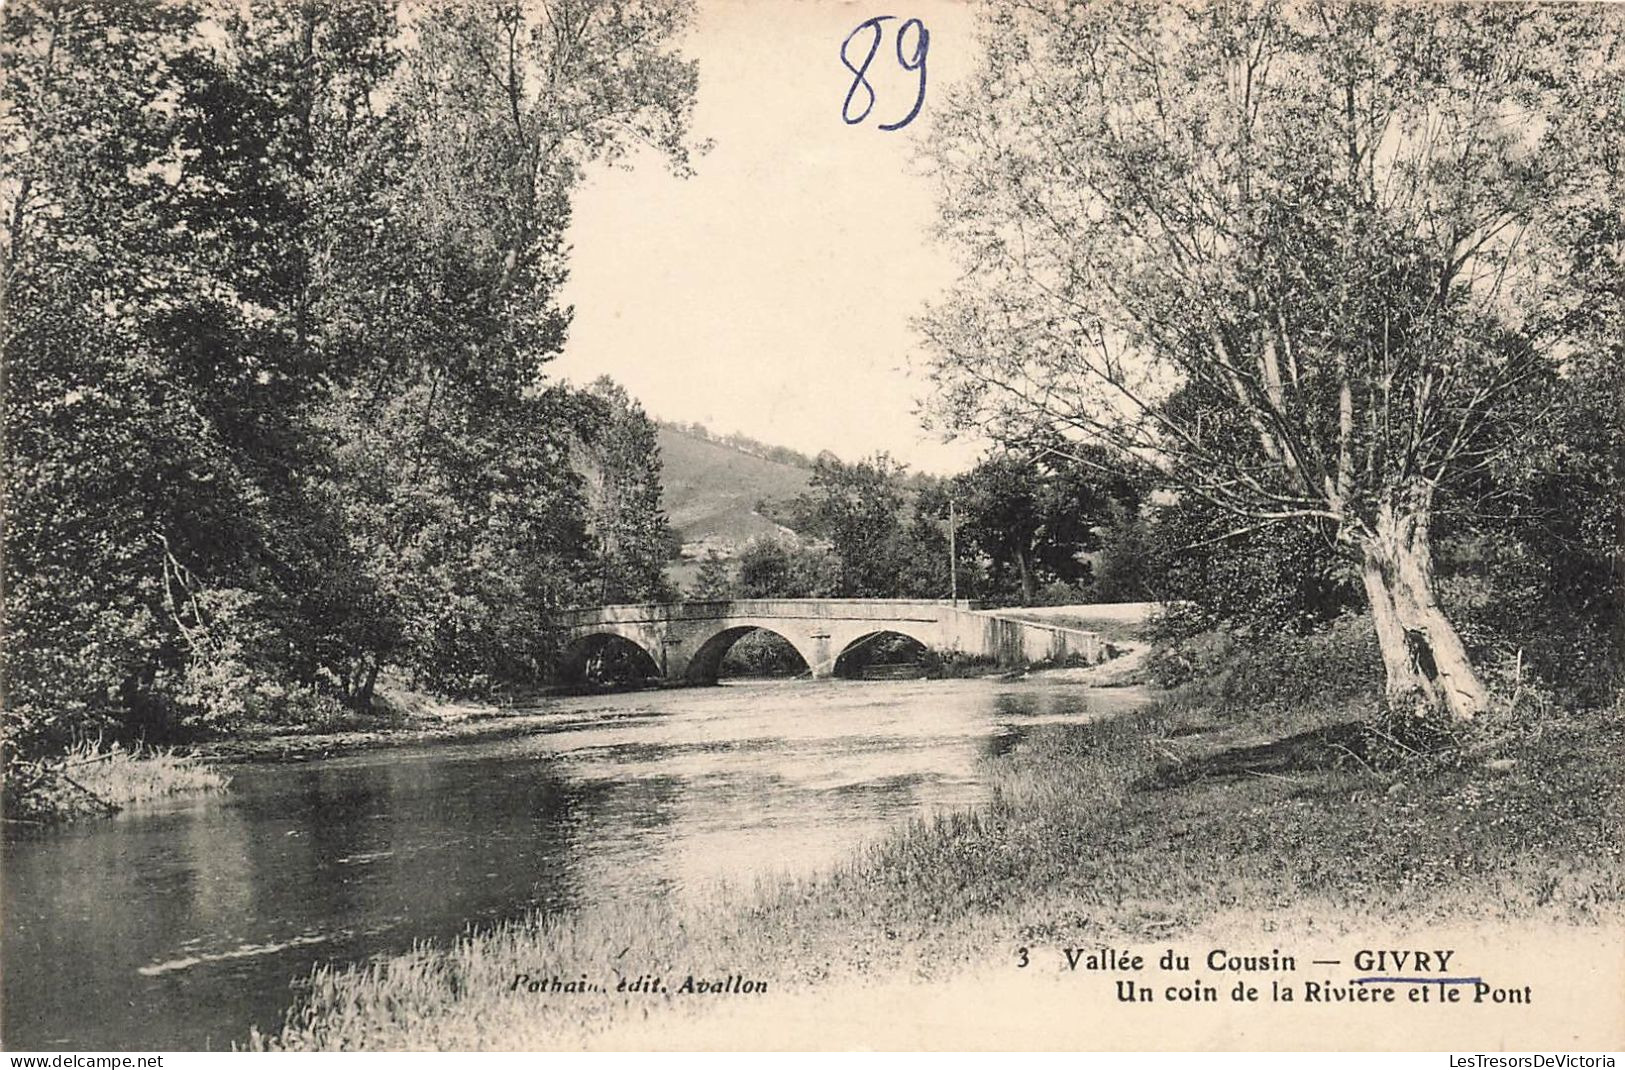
(2, 677), (1146, 1051)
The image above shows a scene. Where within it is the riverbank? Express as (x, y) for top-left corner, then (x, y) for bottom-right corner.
(8, 661), (1096, 824)
(183, 693), (543, 763)
(186, 660), (1120, 764)
(252, 679), (1625, 1050)
(4, 741), (230, 825)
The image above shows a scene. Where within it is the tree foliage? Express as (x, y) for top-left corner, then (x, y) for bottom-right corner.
(952, 446), (1141, 603)
(789, 454), (959, 599)
(733, 536), (831, 599)
(689, 549), (735, 600)
(791, 454), (910, 598)
(921, 0), (1624, 719)
(575, 377), (678, 605)
(2, 0), (698, 758)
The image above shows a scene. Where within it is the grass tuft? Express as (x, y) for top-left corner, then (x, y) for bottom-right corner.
(5, 739), (229, 823)
(65, 739), (231, 805)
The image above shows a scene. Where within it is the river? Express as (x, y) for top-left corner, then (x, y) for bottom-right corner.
(2, 676), (1147, 1051)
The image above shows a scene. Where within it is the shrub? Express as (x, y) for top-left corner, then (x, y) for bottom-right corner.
(1147, 613), (1381, 709)
(1435, 532), (1622, 708)
(1034, 580), (1092, 606)
(1144, 499), (1361, 634)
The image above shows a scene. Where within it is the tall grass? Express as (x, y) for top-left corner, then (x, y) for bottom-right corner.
(5, 740), (230, 822)
(65, 739), (231, 805)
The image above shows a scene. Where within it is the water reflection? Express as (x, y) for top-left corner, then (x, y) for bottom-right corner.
(2, 678), (1145, 1050)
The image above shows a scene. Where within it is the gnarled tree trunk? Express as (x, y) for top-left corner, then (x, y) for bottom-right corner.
(1358, 495), (1489, 722)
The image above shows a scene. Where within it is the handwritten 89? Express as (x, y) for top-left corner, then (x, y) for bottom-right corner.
(840, 16), (930, 131)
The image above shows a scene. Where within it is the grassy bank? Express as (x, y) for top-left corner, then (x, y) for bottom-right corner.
(4, 740), (230, 824)
(252, 663), (1624, 1049)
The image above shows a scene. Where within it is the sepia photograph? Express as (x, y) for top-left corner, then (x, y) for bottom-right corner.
(1, 0), (1621, 1054)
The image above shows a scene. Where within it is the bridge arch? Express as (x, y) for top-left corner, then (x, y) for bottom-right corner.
(832, 628), (935, 679)
(557, 630), (663, 685)
(684, 625), (816, 684)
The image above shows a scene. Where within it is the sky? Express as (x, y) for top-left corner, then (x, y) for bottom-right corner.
(551, 0), (988, 474)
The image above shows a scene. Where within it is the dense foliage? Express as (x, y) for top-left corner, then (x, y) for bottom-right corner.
(2, 0), (697, 763)
(789, 454), (931, 598)
(689, 444), (1151, 609)
(922, 0), (1623, 719)
(575, 378), (679, 606)
(951, 447), (1143, 604)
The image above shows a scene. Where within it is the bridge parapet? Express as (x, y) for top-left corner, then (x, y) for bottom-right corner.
(559, 598), (978, 630)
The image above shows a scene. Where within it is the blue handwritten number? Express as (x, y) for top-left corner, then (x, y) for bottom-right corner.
(840, 16), (892, 126)
(840, 16), (930, 131)
(879, 18), (929, 131)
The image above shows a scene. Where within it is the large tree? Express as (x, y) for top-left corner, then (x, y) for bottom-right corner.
(576, 377), (678, 604)
(791, 454), (911, 598)
(920, 1), (1623, 720)
(0, 0), (389, 737)
(304, 0), (700, 694)
(4, 1), (215, 744)
(2, 0), (701, 751)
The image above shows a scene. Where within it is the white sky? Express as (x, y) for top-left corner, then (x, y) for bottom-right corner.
(551, 0), (988, 474)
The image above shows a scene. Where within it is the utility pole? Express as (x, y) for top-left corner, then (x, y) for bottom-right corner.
(948, 497), (958, 606)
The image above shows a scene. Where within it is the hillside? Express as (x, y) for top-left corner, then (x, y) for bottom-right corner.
(656, 424), (812, 568)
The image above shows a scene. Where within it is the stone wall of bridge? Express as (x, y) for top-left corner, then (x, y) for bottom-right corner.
(554, 599), (1104, 684)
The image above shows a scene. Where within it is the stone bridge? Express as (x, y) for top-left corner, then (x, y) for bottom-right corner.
(554, 599), (1106, 684)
